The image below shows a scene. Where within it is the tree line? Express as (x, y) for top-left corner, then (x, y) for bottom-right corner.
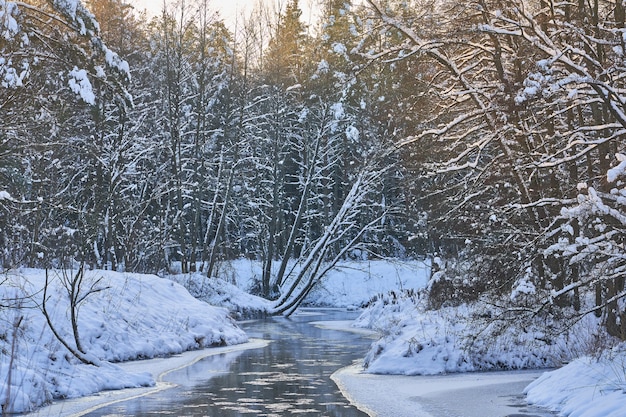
(0, 0), (409, 306)
(2, 0), (626, 335)
(356, 0), (626, 340)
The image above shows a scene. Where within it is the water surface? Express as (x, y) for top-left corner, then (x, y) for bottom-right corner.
(85, 309), (371, 416)
(83, 309), (556, 417)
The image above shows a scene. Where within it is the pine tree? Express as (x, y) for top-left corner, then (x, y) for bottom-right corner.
(263, 0), (309, 87)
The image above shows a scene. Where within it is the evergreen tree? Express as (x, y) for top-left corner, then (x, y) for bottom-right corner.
(263, 0), (309, 87)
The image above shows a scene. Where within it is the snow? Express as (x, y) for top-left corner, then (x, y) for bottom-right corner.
(53, 0), (80, 19)
(316, 59), (330, 74)
(346, 125), (360, 142)
(331, 101), (345, 120)
(306, 259), (430, 308)
(103, 46), (130, 79)
(167, 273), (272, 319)
(608, 153), (626, 184)
(353, 291), (601, 376)
(341, 272), (626, 417)
(0, 58), (27, 88)
(3, 260), (626, 417)
(0, 1), (19, 41)
(510, 270), (537, 300)
(188, 258), (430, 309)
(525, 350), (626, 417)
(515, 71), (551, 104)
(68, 67), (95, 105)
(0, 268), (247, 414)
(332, 363), (547, 417)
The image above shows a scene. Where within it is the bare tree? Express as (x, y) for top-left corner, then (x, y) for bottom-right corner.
(41, 264), (108, 365)
(356, 0), (626, 338)
(272, 163), (388, 315)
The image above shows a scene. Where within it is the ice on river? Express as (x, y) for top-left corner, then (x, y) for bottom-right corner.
(332, 363), (551, 417)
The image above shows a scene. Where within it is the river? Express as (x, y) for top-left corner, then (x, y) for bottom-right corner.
(51, 309), (555, 417)
(83, 309), (371, 416)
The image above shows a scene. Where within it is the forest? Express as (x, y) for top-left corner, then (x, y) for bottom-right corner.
(1, 0), (626, 338)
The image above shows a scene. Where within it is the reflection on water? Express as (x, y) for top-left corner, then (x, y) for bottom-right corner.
(85, 309), (371, 417)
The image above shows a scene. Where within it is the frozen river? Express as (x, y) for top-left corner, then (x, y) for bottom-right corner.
(27, 309), (556, 417)
(333, 363), (556, 417)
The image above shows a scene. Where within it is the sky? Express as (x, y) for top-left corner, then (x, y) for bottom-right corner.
(130, 0), (247, 22)
(129, 0), (320, 29)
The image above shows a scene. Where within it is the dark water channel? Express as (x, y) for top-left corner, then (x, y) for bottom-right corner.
(82, 309), (557, 417)
(85, 309), (371, 417)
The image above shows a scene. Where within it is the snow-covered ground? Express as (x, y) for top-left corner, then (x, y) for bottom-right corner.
(304, 259), (430, 308)
(525, 350), (626, 417)
(168, 272), (273, 319)
(332, 351), (626, 417)
(348, 285), (626, 417)
(2, 260), (626, 417)
(352, 291), (600, 374)
(0, 268), (247, 414)
(187, 258), (431, 308)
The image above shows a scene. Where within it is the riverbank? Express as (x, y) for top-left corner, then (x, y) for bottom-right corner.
(23, 339), (269, 417)
(332, 355), (626, 417)
(4, 262), (626, 417)
(319, 318), (551, 417)
(334, 293), (626, 417)
(0, 268), (249, 414)
(1, 261), (424, 414)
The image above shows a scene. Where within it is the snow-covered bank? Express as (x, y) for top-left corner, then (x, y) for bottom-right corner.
(350, 288), (626, 417)
(525, 350), (626, 417)
(0, 260), (427, 414)
(304, 259), (430, 307)
(23, 339), (269, 417)
(0, 268), (248, 414)
(319, 318), (550, 417)
(353, 291), (601, 375)
(5, 260), (625, 417)
(168, 273), (272, 319)
(187, 258), (430, 308)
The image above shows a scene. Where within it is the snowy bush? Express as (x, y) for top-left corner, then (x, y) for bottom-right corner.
(355, 290), (606, 375)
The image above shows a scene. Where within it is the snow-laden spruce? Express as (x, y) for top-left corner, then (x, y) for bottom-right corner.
(0, 268), (247, 414)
